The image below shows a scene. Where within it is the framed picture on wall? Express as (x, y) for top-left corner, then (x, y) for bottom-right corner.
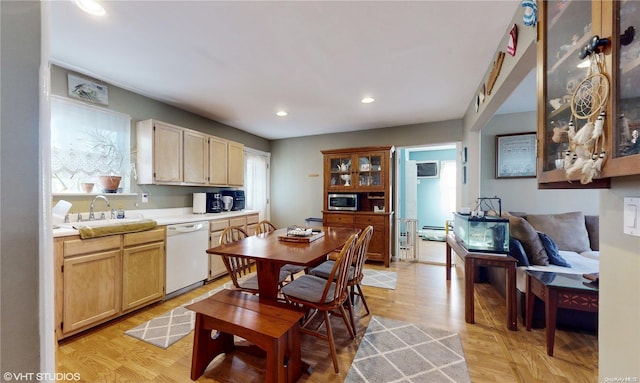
(496, 132), (537, 178)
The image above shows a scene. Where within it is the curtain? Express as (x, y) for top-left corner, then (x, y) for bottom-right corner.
(50, 95), (131, 193)
(244, 148), (271, 221)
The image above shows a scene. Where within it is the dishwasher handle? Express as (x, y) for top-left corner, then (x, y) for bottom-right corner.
(167, 223), (206, 234)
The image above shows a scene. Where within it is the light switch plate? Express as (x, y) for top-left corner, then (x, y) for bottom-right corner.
(623, 197), (640, 237)
(141, 192), (149, 203)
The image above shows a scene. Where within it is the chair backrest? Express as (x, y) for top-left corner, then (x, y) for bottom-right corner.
(255, 220), (277, 235)
(318, 233), (358, 306)
(351, 225), (374, 283)
(219, 226), (254, 289)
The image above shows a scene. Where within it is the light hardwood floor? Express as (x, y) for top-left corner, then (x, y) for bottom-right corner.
(56, 261), (598, 382)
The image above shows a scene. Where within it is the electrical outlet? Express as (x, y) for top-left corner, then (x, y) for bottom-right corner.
(141, 192), (149, 203)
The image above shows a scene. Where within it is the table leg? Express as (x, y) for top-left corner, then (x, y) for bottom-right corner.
(526, 274), (534, 331)
(506, 264), (517, 330)
(545, 288), (558, 356)
(256, 261), (281, 302)
(190, 314), (234, 380)
(446, 241), (452, 280)
(464, 258), (475, 324)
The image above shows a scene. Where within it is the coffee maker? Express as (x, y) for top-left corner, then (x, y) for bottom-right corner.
(206, 193), (223, 213)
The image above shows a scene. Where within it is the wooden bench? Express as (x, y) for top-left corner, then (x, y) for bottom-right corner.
(184, 289), (305, 382)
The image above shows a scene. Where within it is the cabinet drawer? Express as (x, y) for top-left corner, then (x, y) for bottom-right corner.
(63, 236), (121, 257)
(229, 217), (246, 227)
(209, 219), (230, 232)
(123, 228), (166, 247)
(355, 214), (385, 226)
(324, 213), (355, 226)
(246, 214), (259, 225)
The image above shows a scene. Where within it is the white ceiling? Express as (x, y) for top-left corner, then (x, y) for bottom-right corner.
(49, 1), (534, 140)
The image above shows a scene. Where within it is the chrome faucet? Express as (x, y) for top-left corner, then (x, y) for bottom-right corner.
(89, 195), (111, 221)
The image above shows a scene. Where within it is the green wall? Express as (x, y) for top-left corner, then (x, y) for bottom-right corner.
(50, 64), (270, 213)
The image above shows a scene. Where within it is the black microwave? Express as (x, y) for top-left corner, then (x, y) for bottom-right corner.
(328, 193), (358, 211)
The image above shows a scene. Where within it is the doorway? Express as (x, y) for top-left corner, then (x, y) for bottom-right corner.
(394, 144), (459, 265)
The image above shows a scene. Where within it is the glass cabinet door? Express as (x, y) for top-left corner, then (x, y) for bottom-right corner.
(356, 154), (383, 187)
(541, 0), (593, 174)
(328, 155), (354, 188)
(614, 1), (640, 159)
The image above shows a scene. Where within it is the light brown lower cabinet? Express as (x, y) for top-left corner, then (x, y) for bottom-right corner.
(323, 211), (392, 267)
(206, 213), (259, 281)
(55, 228), (166, 340)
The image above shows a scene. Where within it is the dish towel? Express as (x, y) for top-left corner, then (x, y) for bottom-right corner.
(75, 219), (158, 239)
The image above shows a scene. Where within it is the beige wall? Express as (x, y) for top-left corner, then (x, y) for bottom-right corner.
(269, 120), (462, 228)
(599, 177), (640, 380)
(49, 65), (270, 212)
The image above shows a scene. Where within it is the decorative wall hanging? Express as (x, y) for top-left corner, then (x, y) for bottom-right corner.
(496, 132), (537, 178)
(522, 0), (537, 27)
(561, 51), (610, 184)
(68, 73), (109, 105)
(507, 24), (518, 56)
(486, 51), (505, 96)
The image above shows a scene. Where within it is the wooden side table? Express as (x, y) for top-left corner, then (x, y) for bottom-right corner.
(525, 270), (599, 356)
(445, 233), (517, 331)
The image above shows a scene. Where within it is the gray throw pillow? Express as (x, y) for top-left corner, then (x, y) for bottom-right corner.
(507, 216), (549, 266)
(526, 212), (591, 253)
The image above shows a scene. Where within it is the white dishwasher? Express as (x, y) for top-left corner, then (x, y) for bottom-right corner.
(166, 221), (210, 295)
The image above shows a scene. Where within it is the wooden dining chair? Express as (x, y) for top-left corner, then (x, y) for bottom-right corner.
(255, 220), (306, 281)
(220, 225), (290, 294)
(309, 226), (374, 333)
(218, 226), (259, 293)
(281, 233), (358, 373)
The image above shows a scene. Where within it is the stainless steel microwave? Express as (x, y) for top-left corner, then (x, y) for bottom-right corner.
(328, 193), (358, 211)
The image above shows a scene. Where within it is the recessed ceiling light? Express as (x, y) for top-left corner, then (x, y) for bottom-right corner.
(276, 111), (288, 117)
(74, 0), (106, 16)
(361, 97), (375, 104)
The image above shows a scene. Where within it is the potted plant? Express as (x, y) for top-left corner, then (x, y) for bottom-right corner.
(88, 128), (125, 193)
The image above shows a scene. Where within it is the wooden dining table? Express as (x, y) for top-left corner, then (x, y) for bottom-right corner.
(206, 226), (360, 302)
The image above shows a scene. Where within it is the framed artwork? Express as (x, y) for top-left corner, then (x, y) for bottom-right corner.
(496, 132), (537, 178)
(68, 73), (109, 105)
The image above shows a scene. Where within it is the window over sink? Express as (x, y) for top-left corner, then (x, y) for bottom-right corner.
(51, 95), (131, 194)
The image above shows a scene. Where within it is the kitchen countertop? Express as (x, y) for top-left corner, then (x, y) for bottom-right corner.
(52, 208), (259, 238)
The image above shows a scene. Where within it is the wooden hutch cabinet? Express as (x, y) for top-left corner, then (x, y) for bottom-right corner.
(322, 146), (394, 267)
(537, 0), (640, 187)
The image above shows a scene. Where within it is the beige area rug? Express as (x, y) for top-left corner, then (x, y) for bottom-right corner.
(345, 316), (471, 383)
(124, 285), (226, 349)
(361, 269), (397, 290)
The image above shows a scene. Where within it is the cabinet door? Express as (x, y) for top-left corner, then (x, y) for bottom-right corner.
(122, 241), (165, 311)
(606, 0), (640, 177)
(538, 0), (594, 182)
(325, 154), (356, 190)
(228, 141), (245, 186)
(355, 215), (386, 261)
(355, 152), (387, 190)
(208, 230), (227, 280)
(183, 130), (208, 184)
(209, 136), (228, 185)
(62, 250), (121, 334)
(153, 121), (183, 183)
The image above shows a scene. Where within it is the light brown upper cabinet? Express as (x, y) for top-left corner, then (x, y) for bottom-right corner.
(137, 119), (244, 187)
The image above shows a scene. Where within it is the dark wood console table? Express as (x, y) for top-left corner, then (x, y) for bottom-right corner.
(525, 270), (599, 356)
(445, 233), (517, 330)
